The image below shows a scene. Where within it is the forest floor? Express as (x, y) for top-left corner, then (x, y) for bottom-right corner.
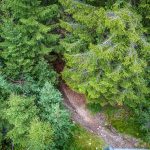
(59, 82), (142, 148)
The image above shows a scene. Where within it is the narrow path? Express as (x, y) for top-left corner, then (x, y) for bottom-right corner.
(59, 82), (141, 148)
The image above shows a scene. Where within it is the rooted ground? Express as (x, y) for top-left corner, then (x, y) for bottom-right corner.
(59, 82), (141, 148)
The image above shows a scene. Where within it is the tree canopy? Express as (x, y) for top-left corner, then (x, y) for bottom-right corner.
(0, 0), (149, 148)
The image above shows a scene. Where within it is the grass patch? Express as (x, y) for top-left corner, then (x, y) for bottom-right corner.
(69, 125), (106, 150)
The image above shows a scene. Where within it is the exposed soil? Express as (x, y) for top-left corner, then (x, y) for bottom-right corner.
(59, 82), (141, 148)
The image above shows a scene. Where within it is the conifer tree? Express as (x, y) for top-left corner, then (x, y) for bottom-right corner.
(0, 0), (59, 82)
(0, 75), (12, 149)
(138, 0), (150, 35)
(60, 0), (149, 106)
(3, 94), (38, 149)
(3, 94), (54, 149)
(28, 118), (53, 150)
(60, 0), (150, 141)
(39, 82), (73, 149)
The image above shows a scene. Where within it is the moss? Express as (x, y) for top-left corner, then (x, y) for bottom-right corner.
(69, 125), (106, 150)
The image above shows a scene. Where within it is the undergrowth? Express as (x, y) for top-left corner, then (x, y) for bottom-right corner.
(68, 125), (106, 150)
(104, 106), (150, 147)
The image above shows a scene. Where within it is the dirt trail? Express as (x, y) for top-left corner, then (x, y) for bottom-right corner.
(59, 82), (141, 148)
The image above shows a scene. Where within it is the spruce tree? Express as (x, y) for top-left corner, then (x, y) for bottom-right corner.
(0, 75), (12, 149)
(60, 0), (150, 141)
(0, 0), (59, 82)
(28, 118), (53, 150)
(60, 0), (149, 106)
(3, 94), (54, 149)
(39, 82), (73, 149)
(3, 94), (38, 149)
(138, 0), (150, 34)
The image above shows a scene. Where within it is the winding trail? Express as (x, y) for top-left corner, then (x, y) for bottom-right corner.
(59, 82), (141, 148)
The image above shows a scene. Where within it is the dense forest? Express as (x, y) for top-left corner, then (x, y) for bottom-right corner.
(0, 0), (149, 149)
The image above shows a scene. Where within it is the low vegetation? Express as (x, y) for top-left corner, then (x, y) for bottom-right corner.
(69, 125), (106, 150)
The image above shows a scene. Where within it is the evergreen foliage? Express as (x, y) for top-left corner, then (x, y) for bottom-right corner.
(28, 118), (53, 150)
(39, 82), (62, 107)
(0, 75), (11, 99)
(0, 0), (150, 148)
(39, 82), (73, 149)
(0, 0), (59, 81)
(138, 0), (150, 34)
(60, 0), (149, 106)
(46, 104), (73, 149)
(60, 0), (150, 142)
(0, 76), (10, 149)
(0, 76), (13, 149)
(0, 127), (2, 150)
(0, 75), (73, 149)
(3, 94), (38, 149)
(3, 94), (56, 150)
